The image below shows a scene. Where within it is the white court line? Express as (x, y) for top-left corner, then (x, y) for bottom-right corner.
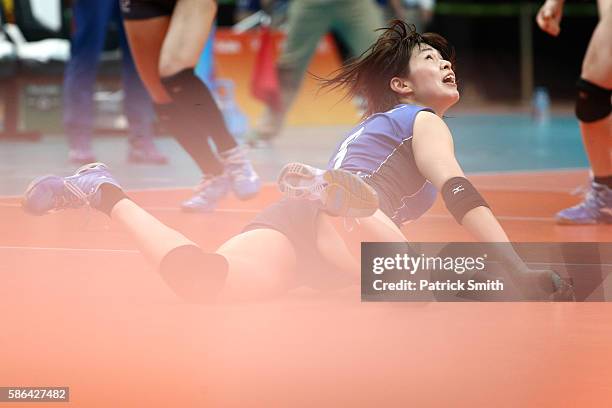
(0, 184), (583, 195)
(472, 186), (580, 193)
(486, 260), (612, 268)
(0, 202), (261, 214)
(0, 182), (279, 200)
(0, 169), (591, 200)
(421, 213), (554, 222)
(469, 167), (587, 176)
(2, 248), (611, 267)
(526, 261), (612, 268)
(1, 202), (550, 221)
(0, 201), (554, 220)
(0, 246), (139, 254)
(145, 206), (260, 214)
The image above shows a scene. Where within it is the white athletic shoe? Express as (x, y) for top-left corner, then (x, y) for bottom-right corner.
(277, 162), (379, 218)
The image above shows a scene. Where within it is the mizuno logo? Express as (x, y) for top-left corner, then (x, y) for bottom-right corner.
(452, 185), (465, 195)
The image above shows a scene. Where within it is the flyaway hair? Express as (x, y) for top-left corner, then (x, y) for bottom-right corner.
(319, 20), (455, 118)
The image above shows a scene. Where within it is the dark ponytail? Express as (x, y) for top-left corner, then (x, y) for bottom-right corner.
(319, 20), (455, 118)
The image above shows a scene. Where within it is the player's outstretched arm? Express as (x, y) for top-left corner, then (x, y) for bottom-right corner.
(412, 111), (510, 243)
(412, 111), (574, 299)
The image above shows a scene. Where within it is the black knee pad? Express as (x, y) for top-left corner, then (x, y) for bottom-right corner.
(575, 78), (611, 123)
(160, 69), (215, 107)
(160, 69), (237, 152)
(159, 245), (228, 303)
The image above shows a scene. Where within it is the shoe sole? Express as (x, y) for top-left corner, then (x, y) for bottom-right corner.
(74, 162), (109, 174)
(278, 162), (379, 218)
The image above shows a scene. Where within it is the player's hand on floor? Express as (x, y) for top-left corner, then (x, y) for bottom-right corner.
(515, 268), (574, 301)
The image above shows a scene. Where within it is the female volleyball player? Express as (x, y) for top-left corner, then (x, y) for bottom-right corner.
(118, 0), (261, 211)
(23, 21), (572, 302)
(536, 0), (611, 224)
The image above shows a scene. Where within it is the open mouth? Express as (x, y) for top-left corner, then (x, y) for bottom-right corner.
(442, 74), (456, 85)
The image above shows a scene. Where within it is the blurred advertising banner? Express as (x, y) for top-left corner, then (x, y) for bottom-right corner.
(213, 28), (359, 127)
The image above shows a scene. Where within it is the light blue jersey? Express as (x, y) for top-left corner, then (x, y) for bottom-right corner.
(327, 104), (437, 225)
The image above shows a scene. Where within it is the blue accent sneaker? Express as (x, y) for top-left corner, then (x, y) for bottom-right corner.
(220, 146), (261, 200)
(277, 162), (379, 218)
(556, 182), (612, 225)
(181, 174), (231, 213)
(22, 163), (122, 215)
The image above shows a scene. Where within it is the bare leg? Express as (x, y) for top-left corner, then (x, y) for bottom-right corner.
(154, 0), (241, 157)
(580, 120), (611, 178)
(277, 163), (407, 273)
(158, 0), (216, 77)
(122, 0), (216, 102)
(216, 230), (298, 300)
(109, 197), (296, 301)
(110, 198), (196, 265)
(122, 1), (247, 183)
(316, 210), (407, 275)
(579, 0), (612, 177)
(109, 161), (397, 294)
(123, 17), (172, 103)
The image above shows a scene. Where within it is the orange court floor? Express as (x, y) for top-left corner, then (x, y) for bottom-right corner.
(1, 169), (612, 407)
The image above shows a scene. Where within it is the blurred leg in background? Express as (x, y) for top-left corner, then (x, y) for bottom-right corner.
(537, 0), (612, 224)
(63, 0), (110, 163)
(252, 0), (383, 144)
(122, 0), (260, 211)
(63, 0), (167, 164)
(381, 0), (435, 33)
(116, 5), (168, 164)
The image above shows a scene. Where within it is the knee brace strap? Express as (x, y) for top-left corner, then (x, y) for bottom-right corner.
(575, 78), (611, 123)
